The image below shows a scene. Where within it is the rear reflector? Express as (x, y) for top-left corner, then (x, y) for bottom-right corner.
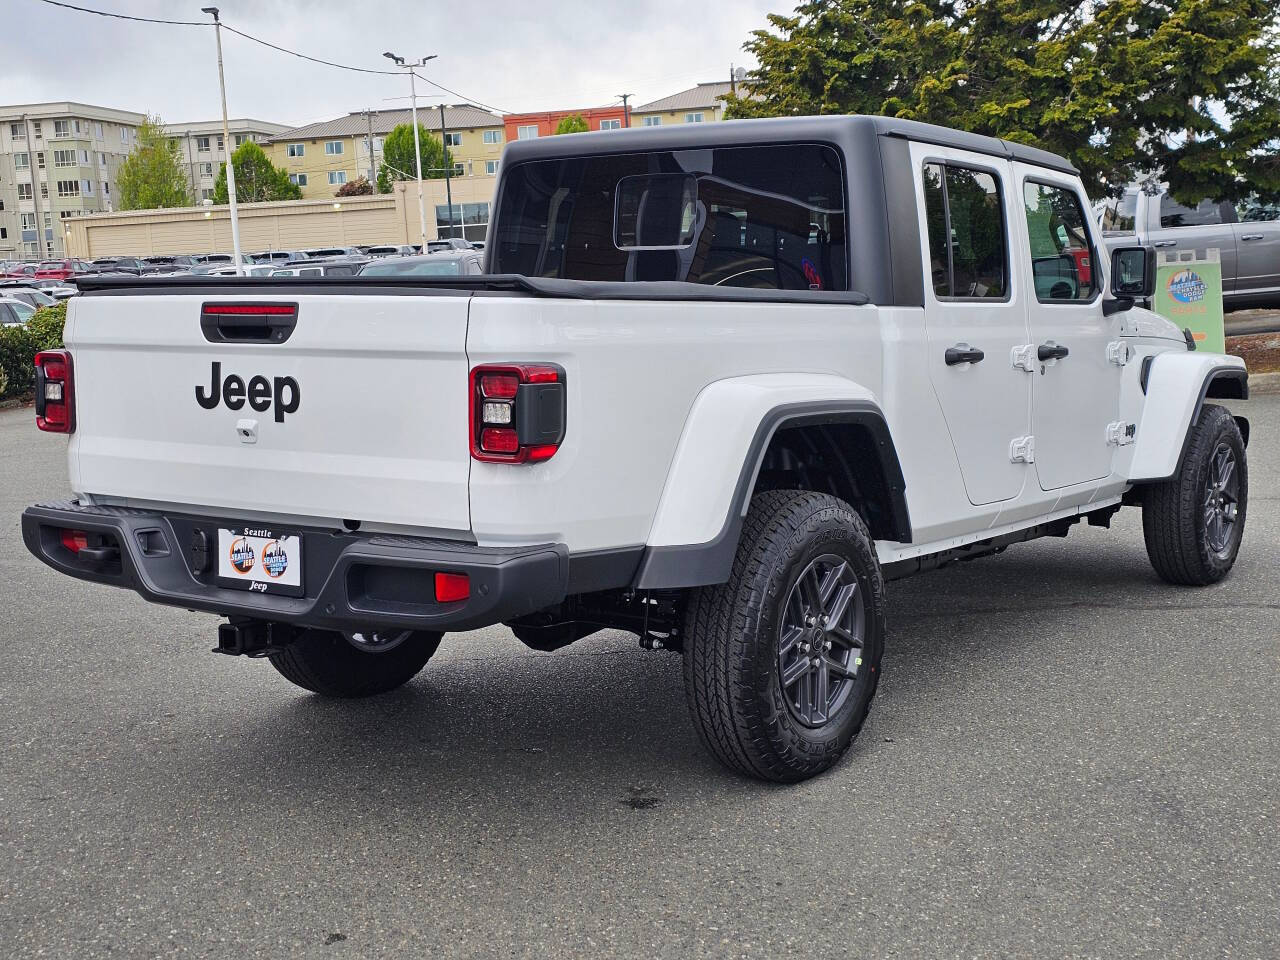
(34, 350), (75, 433)
(60, 528), (89, 553)
(480, 427), (520, 454)
(434, 571), (470, 603)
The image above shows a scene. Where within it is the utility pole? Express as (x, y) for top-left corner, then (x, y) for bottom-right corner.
(618, 93), (632, 128)
(439, 102), (453, 236)
(202, 7), (243, 274)
(384, 52), (437, 250)
(22, 115), (48, 258)
(185, 131), (198, 201)
(365, 109), (377, 192)
(730, 63), (736, 97)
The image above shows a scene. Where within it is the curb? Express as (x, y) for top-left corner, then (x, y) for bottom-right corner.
(1248, 372), (1280, 396)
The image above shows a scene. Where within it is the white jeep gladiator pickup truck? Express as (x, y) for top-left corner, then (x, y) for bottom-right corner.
(23, 116), (1250, 783)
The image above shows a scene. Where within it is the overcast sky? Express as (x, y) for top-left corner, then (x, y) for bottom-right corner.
(1, 0), (780, 126)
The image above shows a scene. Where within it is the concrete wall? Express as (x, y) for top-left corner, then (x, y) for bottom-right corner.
(62, 178), (496, 257)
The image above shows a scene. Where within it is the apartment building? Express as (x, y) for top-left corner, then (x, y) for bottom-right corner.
(629, 82), (736, 128)
(164, 119), (291, 203)
(264, 106), (505, 200)
(0, 101), (148, 259)
(502, 106), (630, 141)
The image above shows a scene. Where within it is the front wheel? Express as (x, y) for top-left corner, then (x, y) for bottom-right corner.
(1142, 403), (1248, 586)
(682, 490), (886, 782)
(268, 628), (442, 698)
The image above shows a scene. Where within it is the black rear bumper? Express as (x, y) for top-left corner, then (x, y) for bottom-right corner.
(22, 501), (568, 633)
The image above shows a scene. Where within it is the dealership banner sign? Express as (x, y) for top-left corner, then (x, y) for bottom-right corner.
(1152, 249), (1225, 354)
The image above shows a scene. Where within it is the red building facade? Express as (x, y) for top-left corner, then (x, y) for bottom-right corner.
(502, 106), (629, 141)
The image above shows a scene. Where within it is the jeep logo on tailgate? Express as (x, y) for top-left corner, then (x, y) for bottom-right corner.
(196, 362), (300, 422)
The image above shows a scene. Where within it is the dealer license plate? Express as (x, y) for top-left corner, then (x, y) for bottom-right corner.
(216, 526), (303, 595)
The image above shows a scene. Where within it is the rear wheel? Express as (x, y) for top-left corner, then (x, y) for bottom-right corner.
(268, 629), (442, 698)
(1142, 403), (1248, 586)
(682, 490), (886, 782)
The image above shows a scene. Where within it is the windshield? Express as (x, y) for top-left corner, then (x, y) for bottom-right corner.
(361, 258), (463, 276)
(490, 144), (848, 290)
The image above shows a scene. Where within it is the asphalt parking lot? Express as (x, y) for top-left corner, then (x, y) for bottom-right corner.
(1, 398), (1276, 959)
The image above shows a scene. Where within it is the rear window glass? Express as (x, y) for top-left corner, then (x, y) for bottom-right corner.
(360, 259), (463, 277)
(491, 144), (848, 291)
(1159, 196), (1229, 228)
(1099, 191), (1138, 234)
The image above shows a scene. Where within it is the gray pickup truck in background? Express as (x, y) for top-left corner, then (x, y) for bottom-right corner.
(1098, 188), (1280, 308)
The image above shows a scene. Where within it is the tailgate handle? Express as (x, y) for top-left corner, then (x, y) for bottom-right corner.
(201, 303), (298, 344)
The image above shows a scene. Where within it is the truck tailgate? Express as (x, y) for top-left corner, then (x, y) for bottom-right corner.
(67, 292), (472, 533)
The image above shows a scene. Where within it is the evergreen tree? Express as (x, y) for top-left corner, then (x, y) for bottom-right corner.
(212, 141), (301, 204)
(117, 114), (191, 210)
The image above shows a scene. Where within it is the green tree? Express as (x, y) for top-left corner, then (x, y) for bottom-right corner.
(212, 141), (302, 204)
(116, 114), (191, 210)
(554, 114), (590, 134)
(728, 0), (1280, 201)
(376, 123), (451, 193)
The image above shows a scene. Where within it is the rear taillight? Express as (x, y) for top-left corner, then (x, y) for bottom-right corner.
(469, 363), (566, 463)
(434, 571), (470, 603)
(34, 349), (75, 433)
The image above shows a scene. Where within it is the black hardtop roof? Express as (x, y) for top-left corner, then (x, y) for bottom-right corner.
(500, 114), (1078, 176)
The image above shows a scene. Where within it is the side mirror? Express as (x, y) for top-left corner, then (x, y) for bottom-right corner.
(1110, 245), (1156, 299)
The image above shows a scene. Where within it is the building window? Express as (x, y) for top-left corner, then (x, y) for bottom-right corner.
(196, 136), (210, 153)
(234, 134), (248, 146)
(216, 135), (223, 151)
(98, 152), (107, 165)
(685, 113), (705, 123)
(444, 132), (462, 147)
(44, 211), (52, 228)
(325, 140), (344, 155)
(453, 162), (465, 176)
(642, 116), (662, 126)
(57, 180), (80, 197)
(290, 173), (308, 186)
(286, 143), (304, 157)
(95, 122), (103, 139)
(36, 152), (45, 169)
(82, 179), (94, 196)
(328, 171), (347, 185)
(40, 183), (48, 200)
(200, 188), (214, 201)
(102, 181), (110, 195)
(32, 121), (42, 138)
(54, 149), (76, 167)
(599, 119), (622, 130)
(21, 213), (36, 230)
(517, 125), (539, 140)
(17, 183), (32, 200)
(200, 162), (213, 177)
(435, 201), (490, 242)
(485, 160), (499, 175)
(0, 228), (5, 240)
(483, 129), (502, 144)
(9, 122), (25, 140)
(79, 149), (89, 164)
(54, 119), (70, 138)
(14, 152), (29, 170)
(119, 126), (127, 144)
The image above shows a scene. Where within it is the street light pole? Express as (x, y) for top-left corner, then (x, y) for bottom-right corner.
(439, 102), (453, 237)
(203, 6), (243, 274)
(384, 52), (437, 251)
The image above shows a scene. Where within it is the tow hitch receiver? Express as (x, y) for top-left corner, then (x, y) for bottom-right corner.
(214, 618), (298, 658)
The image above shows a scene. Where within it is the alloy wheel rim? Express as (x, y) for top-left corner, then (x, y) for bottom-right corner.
(1203, 442), (1240, 557)
(777, 553), (866, 728)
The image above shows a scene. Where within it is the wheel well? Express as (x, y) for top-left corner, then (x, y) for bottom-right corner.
(754, 422), (908, 542)
(1205, 370), (1247, 400)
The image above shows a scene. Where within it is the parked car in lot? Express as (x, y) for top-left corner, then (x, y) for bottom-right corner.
(0, 285), (58, 309)
(363, 244), (417, 258)
(91, 257), (145, 274)
(1098, 187), (1280, 307)
(0, 296), (37, 325)
(426, 238), (475, 253)
(192, 254), (234, 265)
(270, 257), (370, 278)
(246, 250), (308, 264)
(302, 246), (363, 259)
(33, 259), (95, 281)
(4, 262), (39, 279)
(23, 115), (1250, 783)
(358, 251), (483, 276)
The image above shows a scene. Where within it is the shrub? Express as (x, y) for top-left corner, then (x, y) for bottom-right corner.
(0, 300), (65, 399)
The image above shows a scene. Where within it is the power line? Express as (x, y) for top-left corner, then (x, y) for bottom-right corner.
(219, 24), (402, 76)
(410, 72), (509, 116)
(36, 0), (204, 25)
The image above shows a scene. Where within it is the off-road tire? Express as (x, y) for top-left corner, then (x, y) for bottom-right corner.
(682, 490), (886, 782)
(1142, 403), (1248, 586)
(269, 629), (442, 698)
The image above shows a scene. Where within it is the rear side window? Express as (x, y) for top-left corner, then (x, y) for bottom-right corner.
(1023, 181), (1098, 302)
(1159, 196), (1234, 228)
(922, 162), (1008, 299)
(1099, 191), (1138, 234)
(491, 144), (847, 291)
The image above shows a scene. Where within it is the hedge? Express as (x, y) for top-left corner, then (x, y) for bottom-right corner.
(0, 300), (66, 399)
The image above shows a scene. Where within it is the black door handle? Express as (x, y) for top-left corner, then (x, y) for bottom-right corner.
(1037, 342), (1070, 361)
(944, 344), (985, 366)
